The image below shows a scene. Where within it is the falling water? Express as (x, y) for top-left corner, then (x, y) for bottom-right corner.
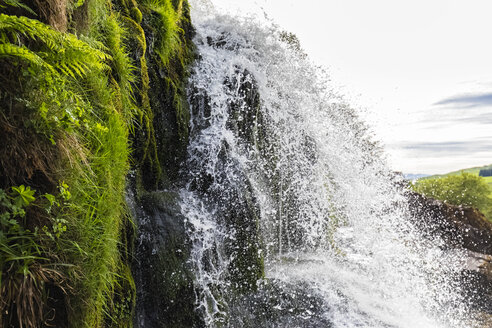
(179, 3), (479, 327)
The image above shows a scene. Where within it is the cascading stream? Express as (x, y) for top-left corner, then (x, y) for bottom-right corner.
(180, 2), (479, 327)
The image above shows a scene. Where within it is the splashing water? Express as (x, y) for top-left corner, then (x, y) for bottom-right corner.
(180, 2), (479, 327)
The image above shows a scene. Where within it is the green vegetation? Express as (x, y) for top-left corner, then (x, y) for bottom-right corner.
(0, 184), (71, 328)
(0, 7), (133, 326)
(412, 172), (492, 221)
(421, 164), (492, 219)
(0, 0), (194, 326)
(425, 163), (492, 190)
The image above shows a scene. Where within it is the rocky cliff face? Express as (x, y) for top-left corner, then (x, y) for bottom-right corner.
(408, 192), (492, 254)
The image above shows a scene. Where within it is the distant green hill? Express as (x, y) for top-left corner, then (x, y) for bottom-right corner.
(427, 163), (492, 178)
(424, 164), (492, 190)
(415, 164), (492, 221)
(422, 164), (492, 201)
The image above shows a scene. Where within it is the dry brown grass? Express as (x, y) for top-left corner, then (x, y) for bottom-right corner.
(0, 263), (69, 328)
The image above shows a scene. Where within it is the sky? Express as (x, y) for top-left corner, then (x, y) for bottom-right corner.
(203, 0), (492, 174)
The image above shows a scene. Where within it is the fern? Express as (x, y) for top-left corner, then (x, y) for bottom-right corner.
(0, 42), (55, 73)
(0, 14), (111, 78)
(0, 0), (36, 15)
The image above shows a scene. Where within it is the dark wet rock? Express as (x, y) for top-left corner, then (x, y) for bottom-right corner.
(132, 191), (204, 328)
(461, 251), (492, 314)
(407, 191), (492, 255)
(187, 67), (267, 294)
(228, 280), (333, 328)
(407, 191), (492, 315)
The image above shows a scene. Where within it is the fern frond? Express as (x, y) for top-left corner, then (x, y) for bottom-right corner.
(0, 43), (55, 73)
(0, 0), (36, 15)
(0, 14), (112, 78)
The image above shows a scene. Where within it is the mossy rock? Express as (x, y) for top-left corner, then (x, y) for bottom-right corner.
(130, 0), (196, 191)
(133, 191), (204, 327)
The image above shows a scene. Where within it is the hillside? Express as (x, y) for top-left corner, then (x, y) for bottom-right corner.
(415, 164), (492, 222)
(424, 164), (492, 190)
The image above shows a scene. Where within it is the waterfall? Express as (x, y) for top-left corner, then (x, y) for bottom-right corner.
(177, 3), (479, 328)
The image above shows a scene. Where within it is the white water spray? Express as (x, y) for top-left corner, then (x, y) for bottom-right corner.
(180, 3), (478, 327)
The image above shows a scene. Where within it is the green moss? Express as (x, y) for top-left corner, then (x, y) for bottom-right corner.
(121, 15), (163, 187)
(130, 6), (142, 23)
(106, 259), (136, 327)
(102, 0), (196, 190)
(165, 75), (191, 143)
